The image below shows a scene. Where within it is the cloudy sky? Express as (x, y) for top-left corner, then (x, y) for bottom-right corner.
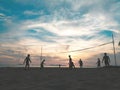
(0, 0), (120, 67)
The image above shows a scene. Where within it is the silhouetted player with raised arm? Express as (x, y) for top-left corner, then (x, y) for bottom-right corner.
(23, 54), (31, 69)
(79, 59), (83, 68)
(102, 53), (110, 67)
(96, 58), (101, 68)
(68, 55), (75, 69)
(40, 59), (45, 69)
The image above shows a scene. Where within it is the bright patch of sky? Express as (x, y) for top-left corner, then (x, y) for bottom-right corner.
(0, 0), (120, 67)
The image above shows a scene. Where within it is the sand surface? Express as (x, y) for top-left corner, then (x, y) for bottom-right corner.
(0, 67), (120, 90)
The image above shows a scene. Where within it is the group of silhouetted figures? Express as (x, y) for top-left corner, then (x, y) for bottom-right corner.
(23, 53), (110, 70)
(23, 54), (45, 70)
(68, 55), (83, 69)
(68, 53), (110, 69)
(96, 53), (110, 68)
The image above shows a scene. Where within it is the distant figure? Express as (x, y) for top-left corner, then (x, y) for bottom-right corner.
(68, 55), (75, 69)
(40, 59), (45, 69)
(79, 59), (83, 68)
(68, 55), (72, 69)
(96, 58), (101, 68)
(71, 61), (75, 68)
(59, 64), (61, 68)
(23, 54), (31, 69)
(102, 53), (110, 67)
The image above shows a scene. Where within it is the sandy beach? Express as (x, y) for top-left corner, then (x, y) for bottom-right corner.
(0, 67), (120, 90)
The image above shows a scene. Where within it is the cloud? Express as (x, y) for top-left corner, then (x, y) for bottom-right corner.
(23, 10), (44, 16)
(2, 0), (119, 36)
(0, 13), (5, 17)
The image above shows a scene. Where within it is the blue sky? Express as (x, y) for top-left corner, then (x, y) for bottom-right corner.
(0, 0), (120, 67)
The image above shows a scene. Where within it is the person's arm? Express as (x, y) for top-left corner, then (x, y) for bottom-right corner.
(29, 58), (32, 63)
(23, 58), (26, 64)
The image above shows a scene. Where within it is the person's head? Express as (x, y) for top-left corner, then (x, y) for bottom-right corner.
(69, 55), (71, 58)
(28, 54), (30, 57)
(104, 53), (107, 56)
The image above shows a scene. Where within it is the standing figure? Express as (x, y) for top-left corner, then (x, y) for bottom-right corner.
(68, 55), (75, 69)
(96, 58), (101, 68)
(102, 53), (110, 67)
(23, 54), (31, 69)
(68, 55), (72, 69)
(59, 64), (61, 68)
(40, 59), (45, 69)
(79, 59), (83, 68)
(71, 61), (75, 68)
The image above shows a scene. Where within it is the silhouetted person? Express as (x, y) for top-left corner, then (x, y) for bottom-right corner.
(40, 59), (45, 69)
(23, 54), (31, 70)
(102, 53), (110, 67)
(59, 64), (61, 68)
(68, 55), (75, 69)
(71, 61), (75, 68)
(96, 58), (101, 68)
(79, 59), (83, 68)
(68, 55), (72, 69)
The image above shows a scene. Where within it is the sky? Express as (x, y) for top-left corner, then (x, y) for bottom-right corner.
(0, 0), (120, 67)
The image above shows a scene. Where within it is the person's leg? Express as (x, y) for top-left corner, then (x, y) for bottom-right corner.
(25, 64), (27, 70)
(105, 61), (107, 66)
(28, 64), (30, 69)
(26, 63), (29, 70)
(105, 63), (106, 66)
